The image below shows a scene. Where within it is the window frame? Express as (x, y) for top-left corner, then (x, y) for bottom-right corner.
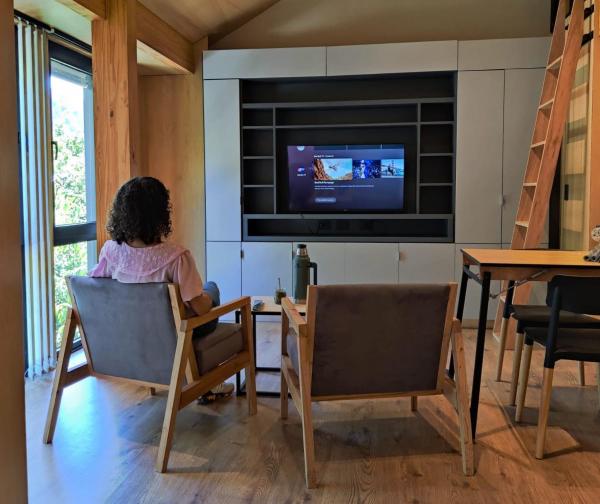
(49, 41), (96, 352)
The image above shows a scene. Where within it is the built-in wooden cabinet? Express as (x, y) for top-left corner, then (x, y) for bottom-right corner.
(458, 37), (550, 71)
(206, 241), (241, 320)
(203, 47), (326, 79)
(456, 70), (504, 244)
(204, 37), (551, 320)
(326, 41), (458, 76)
(398, 243), (455, 283)
(344, 243), (400, 284)
(241, 242), (293, 297)
(204, 79), (241, 241)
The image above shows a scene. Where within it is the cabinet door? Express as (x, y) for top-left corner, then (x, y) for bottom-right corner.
(241, 242), (293, 297)
(293, 242), (345, 285)
(398, 244), (455, 283)
(327, 41), (457, 76)
(206, 242), (241, 320)
(458, 37), (550, 71)
(344, 243), (399, 284)
(203, 47), (326, 79)
(204, 79), (241, 241)
(456, 70), (504, 243)
(503, 68), (547, 243)
(455, 244), (501, 321)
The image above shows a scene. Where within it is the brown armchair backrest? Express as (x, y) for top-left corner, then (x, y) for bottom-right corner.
(68, 276), (179, 385)
(308, 283), (456, 398)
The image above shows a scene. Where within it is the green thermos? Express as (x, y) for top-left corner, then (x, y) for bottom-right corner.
(293, 244), (318, 303)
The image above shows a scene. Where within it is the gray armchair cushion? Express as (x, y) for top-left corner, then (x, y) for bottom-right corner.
(69, 277), (178, 385)
(289, 284), (452, 397)
(193, 323), (244, 374)
(69, 277), (246, 385)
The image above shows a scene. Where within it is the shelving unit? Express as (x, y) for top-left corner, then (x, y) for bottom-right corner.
(240, 73), (456, 241)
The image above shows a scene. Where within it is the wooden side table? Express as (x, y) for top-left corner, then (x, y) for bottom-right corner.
(236, 295), (306, 397)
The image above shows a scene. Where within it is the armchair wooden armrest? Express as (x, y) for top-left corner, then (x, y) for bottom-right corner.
(180, 296), (251, 332)
(282, 297), (307, 336)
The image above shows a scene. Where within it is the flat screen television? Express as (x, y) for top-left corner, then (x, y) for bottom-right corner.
(287, 145), (405, 213)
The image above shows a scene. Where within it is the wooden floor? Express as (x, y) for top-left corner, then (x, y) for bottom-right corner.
(26, 323), (600, 503)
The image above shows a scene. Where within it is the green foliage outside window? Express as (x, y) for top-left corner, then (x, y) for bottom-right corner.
(51, 74), (90, 344)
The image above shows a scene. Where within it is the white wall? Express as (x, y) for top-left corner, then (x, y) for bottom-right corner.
(212, 0), (550, 49)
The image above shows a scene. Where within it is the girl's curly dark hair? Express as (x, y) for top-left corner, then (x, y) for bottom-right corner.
(107, 177), (172, 245)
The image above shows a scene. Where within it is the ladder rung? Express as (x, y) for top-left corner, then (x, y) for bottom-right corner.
(547, 55), (563, 70)
(523, 182), (537, 187)
(515, 221), (529, 228)
(539, 98), (554, 110)
(531, 141), (545, 149)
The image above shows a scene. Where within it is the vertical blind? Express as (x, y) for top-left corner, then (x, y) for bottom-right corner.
(16, 18), (56, 376)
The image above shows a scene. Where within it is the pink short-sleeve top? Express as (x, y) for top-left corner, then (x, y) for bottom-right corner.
(89, 240), (204, 302)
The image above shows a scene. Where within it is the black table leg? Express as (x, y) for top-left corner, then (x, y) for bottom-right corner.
(470, 271), (491, 438)
(235, 310), (244, 396)
(449, 267), (470, 379)
(236, 310), (282, 397)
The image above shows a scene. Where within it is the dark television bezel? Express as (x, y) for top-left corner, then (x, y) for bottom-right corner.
(285, 144), (407, 214)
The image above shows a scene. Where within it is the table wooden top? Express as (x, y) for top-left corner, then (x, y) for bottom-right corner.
(251, 295), (307, 314)
(462, 248), (600, 269)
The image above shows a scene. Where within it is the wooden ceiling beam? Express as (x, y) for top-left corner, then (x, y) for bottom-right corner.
(58, 0), (195, 73)
(136, 3), (195, 73)
(56, 0), (107, 20)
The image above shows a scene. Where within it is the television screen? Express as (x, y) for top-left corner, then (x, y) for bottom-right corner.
(287, 145), (405, 213)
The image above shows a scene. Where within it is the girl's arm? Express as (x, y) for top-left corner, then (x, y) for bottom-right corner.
(188, 293), (213, 316)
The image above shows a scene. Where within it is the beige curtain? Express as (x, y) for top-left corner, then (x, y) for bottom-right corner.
(16, 18), (55, 376)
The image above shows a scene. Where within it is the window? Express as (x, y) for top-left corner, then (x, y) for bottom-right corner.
(50, 43), (96, 345)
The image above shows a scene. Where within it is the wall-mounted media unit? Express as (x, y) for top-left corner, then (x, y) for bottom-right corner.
(240, 73), (456, 242)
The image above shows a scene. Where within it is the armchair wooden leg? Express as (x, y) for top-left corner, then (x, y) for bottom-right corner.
(156, 330), (192, 473)
(535, 367), (554, 459)
(495, 316), (510, 382)
(509, 331), (524, 405)
(43, 309), (77, 444)
(298, 337), (316, 488)
(300, 396), (316, 488)
(281, 362), (289, 420)
(578, 361), (586, 386)
(515, 341), (533, 423)
(451, 321), (474, 476)
(245, 362), (257, 416)
(410, 396), (418, 412)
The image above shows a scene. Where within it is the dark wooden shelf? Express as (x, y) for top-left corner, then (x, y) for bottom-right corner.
(240, 74), (456, 241)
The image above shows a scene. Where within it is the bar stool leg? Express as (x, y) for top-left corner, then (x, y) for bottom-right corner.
(515, 340), (533, 423)
(509, 331), (524, 405)
(495, 316), (509, 381)
(535, 367), (554, 459)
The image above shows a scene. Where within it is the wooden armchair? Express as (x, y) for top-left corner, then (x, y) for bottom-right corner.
(280, 283), (474, 488)
(43, 277), (257, 472)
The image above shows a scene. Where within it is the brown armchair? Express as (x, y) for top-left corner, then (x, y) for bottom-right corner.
(280, 283), (474, 488)
(43, 277), (257, 473)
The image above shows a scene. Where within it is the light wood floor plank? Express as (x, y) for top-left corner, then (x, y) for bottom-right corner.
(26, 323), (600, 503)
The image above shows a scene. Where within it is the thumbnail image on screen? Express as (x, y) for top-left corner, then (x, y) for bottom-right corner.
(287, 145), (405, 212)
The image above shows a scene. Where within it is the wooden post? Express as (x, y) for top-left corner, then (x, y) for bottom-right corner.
(588, 7), (600, 248)
(92, 0), (140, 249)
(0, 0), (28, 501)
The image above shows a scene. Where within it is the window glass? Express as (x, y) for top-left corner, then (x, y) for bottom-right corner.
(51, 61), (95, 226)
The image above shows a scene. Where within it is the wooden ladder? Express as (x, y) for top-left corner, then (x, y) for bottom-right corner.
(493, 0), (585, 345)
